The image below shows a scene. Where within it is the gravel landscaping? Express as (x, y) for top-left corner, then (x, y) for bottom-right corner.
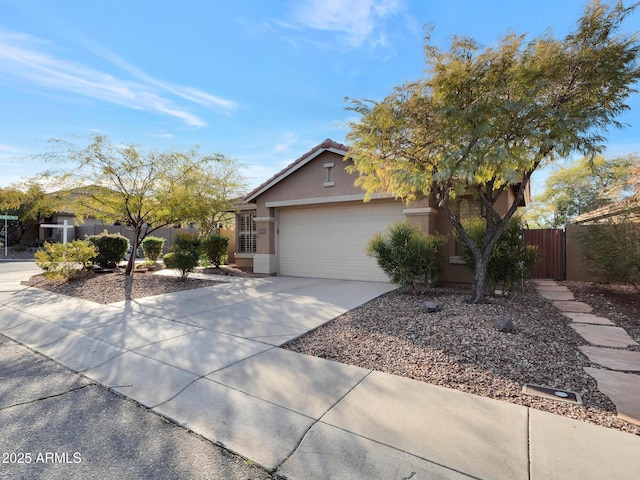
(19, 262), (264, 304)
(15, 255), (640, 436)
(284, 283), (640, 436)
(22, 270), (224, 303)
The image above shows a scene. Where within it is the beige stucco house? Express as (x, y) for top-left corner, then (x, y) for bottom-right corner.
(233, 139), (528, 284)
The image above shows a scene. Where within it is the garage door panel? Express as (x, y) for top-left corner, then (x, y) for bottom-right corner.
(278, 203), (404, 282)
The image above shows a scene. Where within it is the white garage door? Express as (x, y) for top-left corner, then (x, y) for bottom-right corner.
(278, 202), (404, 282)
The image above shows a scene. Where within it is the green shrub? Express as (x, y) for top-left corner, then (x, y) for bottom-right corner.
(141, 236), (165, 262)
(162, 252), (176, 268)
(458, 217), (538, 294)
(87, 231), (129, 268)
(34, 240), (97, 280)
(367, 221), (447, 294)
(11, 244), (27, 252)
(200, 235), (229, 267)
(163, 233), (200, 280)
(577, 217), (640, 291)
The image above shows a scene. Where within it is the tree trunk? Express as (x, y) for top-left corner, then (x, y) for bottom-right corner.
(16, 227), (26, 244)
(124, 230), (140, 276)
(470, 253), (490, 303)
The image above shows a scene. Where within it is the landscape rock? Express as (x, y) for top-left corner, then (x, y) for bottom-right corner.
(493, 317), (514, 333)
(284, 284), (640, 436)
(422, 301), (441, 313)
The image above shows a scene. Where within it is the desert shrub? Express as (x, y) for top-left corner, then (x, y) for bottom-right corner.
(141, 236), (165, 262)
(163, 233), (200, 280)
(577, 216), (640, 291)
(34, 240), (97, 280)
(367, 221), (447, 294)
(87, 231), (129, 268)
(458, 216), (538, 294)
(200, 235), (229, 267)
(162, 252), (176, 268)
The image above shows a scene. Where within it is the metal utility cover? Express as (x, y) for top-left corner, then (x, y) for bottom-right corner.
(522, 384), (583, 404)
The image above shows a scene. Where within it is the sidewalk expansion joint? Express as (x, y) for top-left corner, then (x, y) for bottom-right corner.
(526, 407), (532, 480)
(272, 369), (376, 473)
(271, 369), (480, 480)
(310, 421), (481, 480)
(151, 346), (278, 409)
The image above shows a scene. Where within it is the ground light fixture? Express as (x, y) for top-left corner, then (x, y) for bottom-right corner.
(522, 384), (583, 404)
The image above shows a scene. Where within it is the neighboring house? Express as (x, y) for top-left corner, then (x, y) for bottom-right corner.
(233, 139), (528, 284)
(570, 194), (640, 224)
(35, 213), (203, 255)
(40, 212), (76, 243)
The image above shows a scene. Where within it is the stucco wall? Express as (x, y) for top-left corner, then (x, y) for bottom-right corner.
(254, 151), (365, 216)
(565, 223), (607, 282)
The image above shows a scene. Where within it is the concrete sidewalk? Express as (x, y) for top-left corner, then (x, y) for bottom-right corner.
(1, 263), (639, 479)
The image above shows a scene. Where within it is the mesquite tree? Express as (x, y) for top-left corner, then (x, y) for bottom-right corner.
(41, 134), (221, 276)
(346, 1), (640, 302)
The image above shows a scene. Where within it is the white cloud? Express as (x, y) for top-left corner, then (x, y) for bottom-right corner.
(86, 42), (238, 113)
(271, 132), (300, 153)
(287, 0), (404, 48)
(237, 163), (275, 191)
(0, 29), (237, 127)
(147, 133), (174, 138)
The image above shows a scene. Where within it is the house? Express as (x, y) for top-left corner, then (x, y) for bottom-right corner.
(570, 194), (640, 224)
(233, 139), (528, 284)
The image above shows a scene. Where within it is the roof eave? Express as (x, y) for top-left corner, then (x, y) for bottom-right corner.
(243, 140), (349, 203)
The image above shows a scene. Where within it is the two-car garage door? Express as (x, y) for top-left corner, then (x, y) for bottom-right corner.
(278, 202), (405, 282)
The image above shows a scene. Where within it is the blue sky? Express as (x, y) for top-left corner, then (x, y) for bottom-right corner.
(1, 0), (639, 193)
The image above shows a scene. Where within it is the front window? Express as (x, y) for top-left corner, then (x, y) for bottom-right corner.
(238, 213), (256, 253)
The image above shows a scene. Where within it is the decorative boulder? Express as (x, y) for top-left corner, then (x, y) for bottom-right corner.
(493, 317), (514, 333)
(423, 301), (441, 313)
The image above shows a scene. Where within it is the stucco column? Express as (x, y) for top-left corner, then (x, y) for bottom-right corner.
(254, 215), (277, 274)
(403, 206), (439, 234)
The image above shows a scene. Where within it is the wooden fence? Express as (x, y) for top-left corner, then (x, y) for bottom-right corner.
(524, 228), (565, 280)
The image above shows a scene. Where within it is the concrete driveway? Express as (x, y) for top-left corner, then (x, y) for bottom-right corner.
(0, 265), (395, 392)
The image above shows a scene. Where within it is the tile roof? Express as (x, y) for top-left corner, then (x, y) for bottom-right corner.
(243, 138), (350, 202)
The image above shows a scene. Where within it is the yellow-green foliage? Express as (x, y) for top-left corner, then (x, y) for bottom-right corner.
(34, 240), (97, 280)
(346, 1), (640, 303)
